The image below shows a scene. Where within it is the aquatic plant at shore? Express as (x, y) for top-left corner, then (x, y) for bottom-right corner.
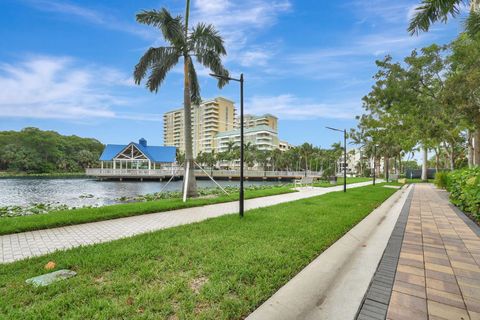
(0, 203), (71, 217)
(117, 184), (288, 202)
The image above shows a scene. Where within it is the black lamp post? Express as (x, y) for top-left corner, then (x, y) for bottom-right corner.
(373, 144), (378, 186)
(210, 73), (244, 218)
(326, 126), (347, 192)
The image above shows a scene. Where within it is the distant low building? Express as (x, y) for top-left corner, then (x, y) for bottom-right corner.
(99, 138), (176, 170)
(279, 140), (294, 152)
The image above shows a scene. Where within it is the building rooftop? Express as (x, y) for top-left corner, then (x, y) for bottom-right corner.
(99, 139), (176, 163)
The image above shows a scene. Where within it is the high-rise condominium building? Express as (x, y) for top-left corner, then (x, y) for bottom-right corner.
(163, 97), (235, 157)
(238, 114), (278, 131)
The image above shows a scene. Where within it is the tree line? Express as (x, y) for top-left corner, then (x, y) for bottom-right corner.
(182, 142), (344, 178)
(352, 2), (480, 178)
(0, 128), (103, 174)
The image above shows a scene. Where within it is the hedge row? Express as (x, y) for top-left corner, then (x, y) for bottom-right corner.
(435, 167), (480, 221)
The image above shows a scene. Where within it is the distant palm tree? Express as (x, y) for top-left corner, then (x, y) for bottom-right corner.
(408, 0), (480, 35)
(133, 0), (229, 198)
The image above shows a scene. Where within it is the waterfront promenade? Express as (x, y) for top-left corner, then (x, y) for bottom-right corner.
(0, 181), (374, 264)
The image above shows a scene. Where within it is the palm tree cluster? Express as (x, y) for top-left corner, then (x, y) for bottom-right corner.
(193, 142), (345, 177)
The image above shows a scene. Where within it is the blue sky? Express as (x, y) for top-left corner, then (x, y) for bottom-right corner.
(0, 0), (465, 149)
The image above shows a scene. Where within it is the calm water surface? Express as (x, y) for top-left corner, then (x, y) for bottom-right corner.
(0, 178), (283, 207)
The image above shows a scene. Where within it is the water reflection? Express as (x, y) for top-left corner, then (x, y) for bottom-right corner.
(0, 178), (283, 207)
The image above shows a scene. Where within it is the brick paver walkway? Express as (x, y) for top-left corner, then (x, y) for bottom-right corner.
(0, 181), (376, 264)
(386, 184), (480, 320)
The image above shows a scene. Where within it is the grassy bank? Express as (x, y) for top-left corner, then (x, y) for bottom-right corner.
(0, 184), (397, 319)
(0, 186), (295, 236)
(313, 176), (372, 187)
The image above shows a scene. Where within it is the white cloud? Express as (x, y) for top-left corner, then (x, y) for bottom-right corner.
(0, 56), (162, 121)
(191, 0), (290, 67)
(247, 94), (362, 120)
(22, 0), (155, 39)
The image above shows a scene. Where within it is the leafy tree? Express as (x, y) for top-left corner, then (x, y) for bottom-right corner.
(0, 128), (103, 173)
(133, 0), (229, 198)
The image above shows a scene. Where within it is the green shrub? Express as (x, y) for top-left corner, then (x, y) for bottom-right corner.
(434, 171), (449, 189)
(448, 167), (480, 221)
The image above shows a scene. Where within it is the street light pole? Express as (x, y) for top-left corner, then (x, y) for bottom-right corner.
(239, 74), (244, 218)
(210, 73), (244, 218)
(326, 126), (347, 192)
(343, 129), (347, 193)
(373, 144), (377, 186)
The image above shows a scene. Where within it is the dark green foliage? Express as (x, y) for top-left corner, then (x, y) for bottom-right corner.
(434, 171), (450, 189)
(0, 128), (103, 174)
(447, 167), (480, 220)
(0, 185), (396, 319)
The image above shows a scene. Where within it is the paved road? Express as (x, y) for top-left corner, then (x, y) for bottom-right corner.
(385, 184), (480, 320)
(0, 181), (376, 264)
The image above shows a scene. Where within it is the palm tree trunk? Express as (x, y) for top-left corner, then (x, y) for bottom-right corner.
(421, 146), (428, 181)
(474, 128), (480, 166)
(450, 144), (455, 170)
(468, 130), (474, 168)
(182, 0), (197, 198)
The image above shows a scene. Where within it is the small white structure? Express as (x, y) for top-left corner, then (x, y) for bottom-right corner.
(99, 138), (176, 171)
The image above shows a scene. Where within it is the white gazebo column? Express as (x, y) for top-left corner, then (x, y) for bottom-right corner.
(148, 160), (151, 170)
(113, 160), (116, 170)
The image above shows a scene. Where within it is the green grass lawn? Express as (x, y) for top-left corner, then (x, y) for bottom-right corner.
(0, 184), (398, 319)
(313, 176), (372, 187)
(0, 186), (295, 236)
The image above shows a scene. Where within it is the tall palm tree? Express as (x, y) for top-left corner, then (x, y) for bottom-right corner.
(408, 0), (480, 35)
(133, 0), (229, 197)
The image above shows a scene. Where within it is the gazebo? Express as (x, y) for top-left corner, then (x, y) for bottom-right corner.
(99, 138), (176, 171)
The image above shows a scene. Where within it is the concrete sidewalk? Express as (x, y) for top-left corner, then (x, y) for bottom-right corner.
(0, 180), (377, 264)
(246, 184), (412, 320)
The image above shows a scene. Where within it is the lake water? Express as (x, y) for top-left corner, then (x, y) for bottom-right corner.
(0, 178), (283, 207)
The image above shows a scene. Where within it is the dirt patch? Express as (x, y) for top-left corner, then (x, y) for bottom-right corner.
(190, 276), (208, 294)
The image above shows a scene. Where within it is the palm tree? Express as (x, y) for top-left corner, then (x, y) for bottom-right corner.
(408, 0), (480, 35)
(133, 0), (229, 198)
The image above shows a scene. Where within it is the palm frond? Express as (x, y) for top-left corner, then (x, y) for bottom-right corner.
(189, 23), (226, 55)
(466, 9), (480, 36)
(408, 0), (462, 35)
(134, 47), (178, 84)
(146, 52), (180, 92)
(195, 49), (229, 88)
(188, 56), (201, 105)
(136, 8), (185, 47)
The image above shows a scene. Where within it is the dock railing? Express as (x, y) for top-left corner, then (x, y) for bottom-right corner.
(86, 168), (323, 179)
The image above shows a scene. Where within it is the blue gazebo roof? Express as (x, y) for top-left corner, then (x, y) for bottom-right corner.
(99, 139), (176, 163)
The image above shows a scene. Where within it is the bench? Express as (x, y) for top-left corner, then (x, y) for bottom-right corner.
(294, 176), (314, 188)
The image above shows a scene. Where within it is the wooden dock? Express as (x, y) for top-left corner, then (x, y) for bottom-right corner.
(85, 168), (323, 181)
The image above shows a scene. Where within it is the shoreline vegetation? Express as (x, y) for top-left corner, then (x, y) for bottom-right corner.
(0, 185), (398, 319)
(0, 172), (88, 179)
